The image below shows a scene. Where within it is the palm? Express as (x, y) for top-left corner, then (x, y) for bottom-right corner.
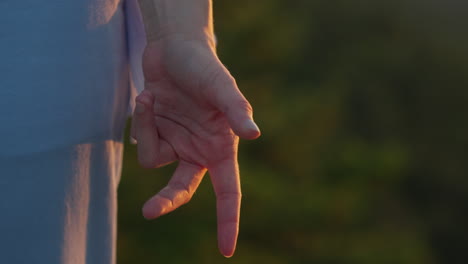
(145, 38), (238, 167)
(132, 36), (260, 257)
(150, 75), (237, 169)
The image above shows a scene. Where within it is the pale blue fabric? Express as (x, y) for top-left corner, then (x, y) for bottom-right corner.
(0, 0), (146, 263)
(125, 0), (147, 112)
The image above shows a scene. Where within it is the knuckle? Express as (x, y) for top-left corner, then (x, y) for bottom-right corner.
(217, 74), (237, 93)
(226, 98), (253, 117)
(221, 74), (236, 87)
(207, 68), (224, 89)
(217, 191), (242, 201)
(171, 181), (191, 196)
(199, 60), (222, 89)
(167, 182), (192, 205)
(204, 64), (235, 90)
(237, 99), (253, 113)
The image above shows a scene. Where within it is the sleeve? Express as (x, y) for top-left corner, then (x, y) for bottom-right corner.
(124, 0), (146, 115)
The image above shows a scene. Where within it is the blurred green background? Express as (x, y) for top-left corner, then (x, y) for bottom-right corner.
(117, 0), (468, 263)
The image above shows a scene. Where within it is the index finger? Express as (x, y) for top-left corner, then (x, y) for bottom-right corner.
(209, 157), (242, 258)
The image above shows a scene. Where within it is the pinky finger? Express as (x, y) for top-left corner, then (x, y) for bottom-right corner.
(135, 90), (160, 168)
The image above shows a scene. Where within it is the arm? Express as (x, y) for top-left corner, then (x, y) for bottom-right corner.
(134, 0), (260, 258)
(138, 0), (215, 44)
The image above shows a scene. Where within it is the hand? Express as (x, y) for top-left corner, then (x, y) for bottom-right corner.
(131, 34), (260, 257)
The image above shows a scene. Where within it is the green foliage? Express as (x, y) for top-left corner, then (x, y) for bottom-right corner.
(118, 1), (468, 263)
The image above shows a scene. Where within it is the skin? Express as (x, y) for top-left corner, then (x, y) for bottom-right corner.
(131, 27), (260, 257)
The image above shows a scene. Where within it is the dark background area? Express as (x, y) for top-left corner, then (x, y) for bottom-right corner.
(117, 0), (468, 263)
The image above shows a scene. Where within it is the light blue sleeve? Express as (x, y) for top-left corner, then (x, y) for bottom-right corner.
(124, 0), (146, 115)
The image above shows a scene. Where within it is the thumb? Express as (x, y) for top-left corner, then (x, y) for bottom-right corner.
(209, 67), (261, 140)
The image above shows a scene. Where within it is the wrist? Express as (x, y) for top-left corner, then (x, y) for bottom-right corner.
(138, 0), (215, 45)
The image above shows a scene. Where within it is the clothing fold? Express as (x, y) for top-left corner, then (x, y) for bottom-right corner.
(124, 0), (147, 114)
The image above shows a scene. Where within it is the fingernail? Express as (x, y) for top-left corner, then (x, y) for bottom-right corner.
(244, 119), (260, 133)
(135, 102), (145, 114)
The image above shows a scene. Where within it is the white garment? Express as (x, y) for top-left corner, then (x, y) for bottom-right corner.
(125, 0), (147, 113)
(0, 0), (146, 263)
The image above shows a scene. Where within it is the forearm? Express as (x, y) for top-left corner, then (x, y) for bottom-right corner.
(138, 0), (214, 43)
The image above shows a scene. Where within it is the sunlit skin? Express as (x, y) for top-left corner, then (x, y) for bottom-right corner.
(131, 32), (260, 257)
